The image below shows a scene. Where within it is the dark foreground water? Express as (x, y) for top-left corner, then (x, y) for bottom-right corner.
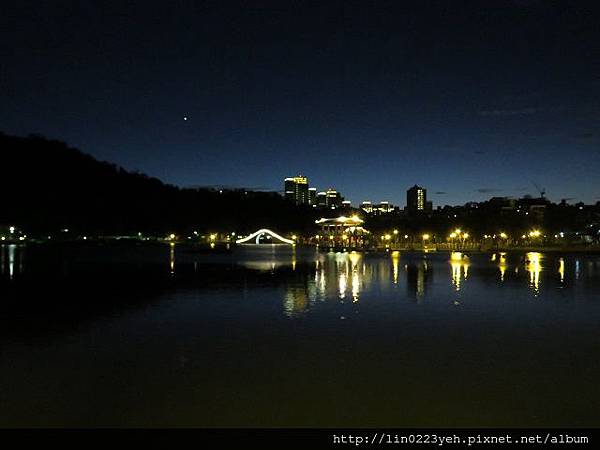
(1, 243), (599, 427)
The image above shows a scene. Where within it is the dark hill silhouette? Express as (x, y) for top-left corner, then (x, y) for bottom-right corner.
(0, 132), (316, 235)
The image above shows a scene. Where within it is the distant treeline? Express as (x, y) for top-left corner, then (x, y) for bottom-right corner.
(0, 132), (318, 235)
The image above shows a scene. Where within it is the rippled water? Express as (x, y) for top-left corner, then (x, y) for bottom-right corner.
(1, 243), (599, 427)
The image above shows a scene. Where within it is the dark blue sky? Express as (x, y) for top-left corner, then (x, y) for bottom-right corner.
(2, 0), (599, 206)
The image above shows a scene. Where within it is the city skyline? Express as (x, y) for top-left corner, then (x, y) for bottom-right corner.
(281, 173), (590, 211)
(2, 1), (599, 206)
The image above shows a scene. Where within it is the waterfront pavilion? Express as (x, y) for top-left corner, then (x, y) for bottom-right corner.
(314, 215), (369, 247)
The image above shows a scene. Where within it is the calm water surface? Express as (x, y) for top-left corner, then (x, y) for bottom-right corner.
(1, 243), (599, 427)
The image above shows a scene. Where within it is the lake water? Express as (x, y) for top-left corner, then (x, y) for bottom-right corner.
(1, 243), (600, 427)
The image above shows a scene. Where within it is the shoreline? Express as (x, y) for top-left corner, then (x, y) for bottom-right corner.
(317, 244), (600, 254)
(8, 240), (600, 255)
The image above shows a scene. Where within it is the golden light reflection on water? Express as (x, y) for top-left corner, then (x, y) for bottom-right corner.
(525, 252), (542, 295)
(331, 252), (363, 302)
(336, 253), (348, 299)
(226, 248), (590, 317)
(417, 262), (427, 301)
(391, 251), (400, 284)
(558, 257), (565, 283)
(498, 252), (507, 281)
(450, 252), (469, 292)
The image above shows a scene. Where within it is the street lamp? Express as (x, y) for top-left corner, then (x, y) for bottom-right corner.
(529, 230), (541, 238)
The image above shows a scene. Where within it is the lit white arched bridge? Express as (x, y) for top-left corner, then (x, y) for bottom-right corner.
(235, 228), (295, 245)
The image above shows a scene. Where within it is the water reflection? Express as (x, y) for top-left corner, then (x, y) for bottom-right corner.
(169, 242), (175, 274)
(238, 247), (299, 271)
(1, 244), (23, 279)
(391, 251), (400, 284)
(328, 252), (363, 302)
(283, 286), (309, 317)
(406, 261), (431, 302)
(497, 252), (508, 281)
(338, 268), (347, 299)
(450, 252), (469, 292)
(4, 246), (600, 428)
(292, 247), (297, 271)
(9, 244), (16, 278)
(4, 245), (597, 319)
(525, 252), (542, 295)
(310, 251), (410, 304)
(558, 257), (565, 284)
(349, 252), (361, 302)
(236, 249), (593, 315)
(336, 253), (348, 300)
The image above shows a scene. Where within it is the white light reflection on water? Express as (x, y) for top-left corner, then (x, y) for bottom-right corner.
(169, 242), (175, 274)
(349, 252), (361, 302)
(1, 244), (20, 279)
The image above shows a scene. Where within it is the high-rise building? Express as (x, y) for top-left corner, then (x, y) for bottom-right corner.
(284, 176), (309, 205)
(308, 188), (317, 207)
(316, 191), (327, 208)
(325, 188), (343, 209)
(406, 185), (427, 212)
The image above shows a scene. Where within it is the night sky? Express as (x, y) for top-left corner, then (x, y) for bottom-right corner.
(2, 1), (600, 206)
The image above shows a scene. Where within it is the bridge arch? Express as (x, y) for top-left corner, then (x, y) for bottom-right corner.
(235, 229), (295, 245)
